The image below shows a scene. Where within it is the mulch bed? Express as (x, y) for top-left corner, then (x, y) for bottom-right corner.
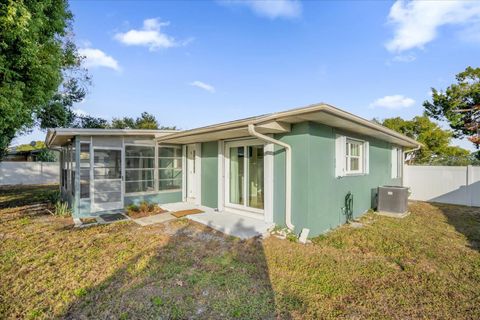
(126, 207), (168, 219)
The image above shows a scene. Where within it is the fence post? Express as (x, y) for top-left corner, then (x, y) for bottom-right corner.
(467, 165), (473, 207)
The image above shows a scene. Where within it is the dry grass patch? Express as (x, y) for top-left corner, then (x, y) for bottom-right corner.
(1, 186), (480, 319)
(264, 202), (480, 319)
(0, 186), (275, 319)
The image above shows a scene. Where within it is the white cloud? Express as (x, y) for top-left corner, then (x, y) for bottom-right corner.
(370, 95), (415, 109)
(222, 0), (301, 19)
(114, 18), (183, 51)
(78, 48), (120, 71)
(190, 81), (215, 93)
(386, 0), (480, 52)
(392, 54), (416, 63)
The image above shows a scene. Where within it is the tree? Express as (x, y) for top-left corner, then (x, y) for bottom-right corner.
(15, 141), (47, 152)
(381, 116), (471, 165)
(37, 74), (91, 129)
(424, 67), (480, 148)
(36, 149), (57, 162)
(0, 0), (85, 160)
(111, 117), (136, 129)
(111, 112), (177, 130)
(136, 112), (159, 129)
(73, 115), (109, 129)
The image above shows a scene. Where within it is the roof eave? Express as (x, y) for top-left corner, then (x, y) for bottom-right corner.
(156, 103), (421, 148)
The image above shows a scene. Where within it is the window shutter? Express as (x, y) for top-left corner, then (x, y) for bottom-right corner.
(335, 135), (346, 177)
(364, 141), (370, 174)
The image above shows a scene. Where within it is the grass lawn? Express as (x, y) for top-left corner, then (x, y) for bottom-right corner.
(1, 186), (479, 319)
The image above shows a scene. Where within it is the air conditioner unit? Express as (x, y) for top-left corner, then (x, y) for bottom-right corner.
(377, 186), (409, 215)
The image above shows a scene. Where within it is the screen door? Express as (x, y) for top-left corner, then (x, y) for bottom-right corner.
(92, 148), (123, 212)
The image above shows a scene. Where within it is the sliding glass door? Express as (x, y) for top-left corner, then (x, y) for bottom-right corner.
(226, 140), (264, 213)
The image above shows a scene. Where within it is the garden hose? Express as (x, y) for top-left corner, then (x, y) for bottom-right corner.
(344, 192), (353, 222)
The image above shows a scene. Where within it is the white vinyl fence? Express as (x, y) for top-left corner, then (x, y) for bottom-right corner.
(404, 165), (480, 207)
(0, 162), (59, 186)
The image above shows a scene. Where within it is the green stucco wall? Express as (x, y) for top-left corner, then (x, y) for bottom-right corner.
(74, 191), (182, 218)
(201, 141), (218, 208)
(274, 122), (401, 236)
(124, 191), (182, 207)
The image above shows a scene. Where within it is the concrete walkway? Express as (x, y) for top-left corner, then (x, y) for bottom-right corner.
(161, 202), (273, 239)
(133, 212), (176, 226)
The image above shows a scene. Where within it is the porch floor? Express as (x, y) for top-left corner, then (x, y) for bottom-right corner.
(161, 202), (274, 239)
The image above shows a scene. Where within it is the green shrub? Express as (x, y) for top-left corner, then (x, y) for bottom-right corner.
(53, 201), (71, 216)
(126, 204), (140, 212)
(46, 190), (61, 204)
(139, 201), (150, 212)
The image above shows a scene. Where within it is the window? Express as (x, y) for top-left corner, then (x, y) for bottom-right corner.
(391, 147), (402, 179)
(80, 143), (90, 198)
(125, 145), (155, 193)
(158, 146), (182, 191)
(346, 139), (363, 174)
(335, 135), (369, 177)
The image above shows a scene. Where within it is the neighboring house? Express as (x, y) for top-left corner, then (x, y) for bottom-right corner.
(4, 147), (58, 162)
(45, 103), (420, 236)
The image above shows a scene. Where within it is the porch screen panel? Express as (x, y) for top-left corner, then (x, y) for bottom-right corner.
(158, 146), (182, 191)
(70, 145), (76, 196)
(125, 145), (155, 193)
(79, 143), (90, 198)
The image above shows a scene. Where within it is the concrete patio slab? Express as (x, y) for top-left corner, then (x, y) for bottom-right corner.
(162, 202), (274, 239)
(133, 212), (176, 226)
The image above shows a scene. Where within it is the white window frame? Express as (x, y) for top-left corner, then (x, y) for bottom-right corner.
(346, 138), (364, 175)
(124, 143), (156, 195)
(336, 135), (369, 177)
(157, 144), (183, 192)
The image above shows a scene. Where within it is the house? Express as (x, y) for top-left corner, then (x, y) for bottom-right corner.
(4, 146), (58, 162)
(45, 103), (420, 237)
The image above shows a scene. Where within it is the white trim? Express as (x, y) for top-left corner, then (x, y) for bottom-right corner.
(264, 142), (274, 223)
(195, 143), (202, 205)
(182, 145), (187, 201)
(217, 140), (225, 211)
(186, 143), (202, 205)
(364, 141), (370, 174)
(224, 139), (266, 216)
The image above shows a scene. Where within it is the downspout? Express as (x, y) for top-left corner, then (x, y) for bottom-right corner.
(247, 124), (294, 230)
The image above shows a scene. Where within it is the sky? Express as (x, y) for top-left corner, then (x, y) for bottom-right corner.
(14, 0), (480, 150)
